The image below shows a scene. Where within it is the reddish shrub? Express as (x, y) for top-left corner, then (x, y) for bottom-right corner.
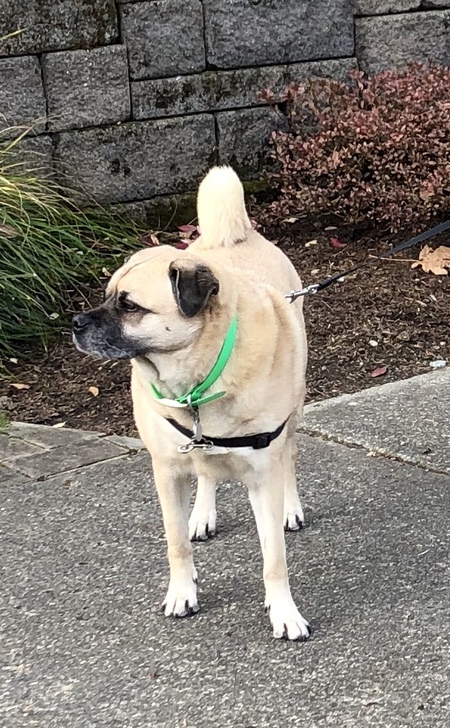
(264, 64), (450, 233)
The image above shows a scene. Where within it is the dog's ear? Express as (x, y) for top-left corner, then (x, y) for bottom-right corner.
(169, 260), (219, 318)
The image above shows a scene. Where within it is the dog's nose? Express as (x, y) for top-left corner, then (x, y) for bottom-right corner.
(72, 312), (91, 332)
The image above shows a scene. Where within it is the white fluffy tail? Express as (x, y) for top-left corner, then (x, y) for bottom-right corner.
(196, 166), (252, 248)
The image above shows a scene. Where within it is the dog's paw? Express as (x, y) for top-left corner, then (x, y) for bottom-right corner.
(284, 503), (305, 531)
(189, 508), (217, 541)
(162, 577), (199, 618)
(265, 599), (311, 641)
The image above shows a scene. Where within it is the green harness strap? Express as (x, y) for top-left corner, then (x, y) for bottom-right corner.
(151, 316), (238, 408)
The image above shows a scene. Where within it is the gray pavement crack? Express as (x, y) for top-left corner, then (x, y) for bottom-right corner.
(302, 427), (450, 479)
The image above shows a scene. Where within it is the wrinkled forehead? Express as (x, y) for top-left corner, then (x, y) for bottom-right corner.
(107, 245), (178, 293)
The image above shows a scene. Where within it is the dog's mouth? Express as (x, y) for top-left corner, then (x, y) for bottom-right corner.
(72, 309), (144, 360)
(72, 331), (135, 360)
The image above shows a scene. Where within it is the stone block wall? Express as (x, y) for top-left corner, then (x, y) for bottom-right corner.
(1, 0), (450, 210)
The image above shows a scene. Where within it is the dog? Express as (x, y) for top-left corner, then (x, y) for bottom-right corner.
(73, 166), (310, 640)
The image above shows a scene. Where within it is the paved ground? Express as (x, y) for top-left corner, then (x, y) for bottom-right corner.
(1, 370), (449, 727)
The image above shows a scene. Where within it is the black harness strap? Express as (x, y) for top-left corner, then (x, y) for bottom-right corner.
(166, 416), (289, 450)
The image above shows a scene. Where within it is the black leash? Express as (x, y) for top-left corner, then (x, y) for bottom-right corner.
(286, 218), (450, 303)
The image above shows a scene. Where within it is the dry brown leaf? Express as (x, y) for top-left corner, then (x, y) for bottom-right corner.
(88, 386), (99, 397)
(10, 382), (30, 390)
(140, 232), (160, 247)
(411, 244), (450, 275)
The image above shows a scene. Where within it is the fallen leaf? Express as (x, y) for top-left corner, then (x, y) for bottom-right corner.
(330, 237), (346, 249)
(9, 357), (18, 364)
(140, 232), (160, 247)
(177, 223), (201, 243)
(88, 386), (99, 397)
(305, 239), (318, 247)
(178, 224), (197, 234)
(52, 422), (66, 428)
(411, 245), (450, 275)
(370, 366), (388, 378)
(0, 223), (19, 238)
(10, 382), (30, 390)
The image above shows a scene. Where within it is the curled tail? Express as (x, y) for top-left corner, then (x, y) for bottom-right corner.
(196, 166), (252, 248)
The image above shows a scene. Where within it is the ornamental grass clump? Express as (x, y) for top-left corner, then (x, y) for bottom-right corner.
(0, 131), (144, 359)
(265, 64), (450, 233)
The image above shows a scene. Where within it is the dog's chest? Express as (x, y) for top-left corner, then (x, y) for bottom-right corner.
(189, 446), (269, 481)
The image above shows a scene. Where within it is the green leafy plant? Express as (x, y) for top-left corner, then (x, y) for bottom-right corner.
(0, 132), (146, 359)
(264, 63), (450, 233)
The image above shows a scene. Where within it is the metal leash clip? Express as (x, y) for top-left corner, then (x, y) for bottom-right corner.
(285, 283), (321, 303)
(177, 439), (214, 454)
(177, 407), (214, 454)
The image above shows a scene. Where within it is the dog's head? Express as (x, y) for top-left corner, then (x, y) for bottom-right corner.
(72, 246), (220, 360)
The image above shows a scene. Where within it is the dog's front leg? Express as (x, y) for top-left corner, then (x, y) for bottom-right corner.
(247, 459), (311, 641)
(152, 458), (199, 618)
(189, 476), (217, 541)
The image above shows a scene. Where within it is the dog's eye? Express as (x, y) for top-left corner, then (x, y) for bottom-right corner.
(120, 298), (140, 313)
(117, 291), (151, 314)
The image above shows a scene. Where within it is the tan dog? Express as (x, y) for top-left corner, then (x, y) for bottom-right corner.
(73, 166), (310, 640)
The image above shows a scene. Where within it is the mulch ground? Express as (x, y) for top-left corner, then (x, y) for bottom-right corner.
(1, 217), (449, 436)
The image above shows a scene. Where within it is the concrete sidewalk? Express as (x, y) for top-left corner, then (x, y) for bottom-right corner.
(1, 370), (449, 727)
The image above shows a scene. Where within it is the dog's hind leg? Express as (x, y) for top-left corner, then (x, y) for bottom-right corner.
(247, 457), (311, 641)
(283, 434), (305, 531)
(189, 476), (217, 541)
(152, 459), (199, 618)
